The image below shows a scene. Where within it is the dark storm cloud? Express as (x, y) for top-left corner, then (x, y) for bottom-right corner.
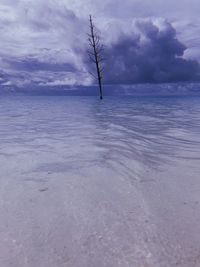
(100, 20), (200, 84)
(0, 0), (200, 88)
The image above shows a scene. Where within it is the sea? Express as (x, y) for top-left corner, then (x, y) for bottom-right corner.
(0, 94), (200, 267)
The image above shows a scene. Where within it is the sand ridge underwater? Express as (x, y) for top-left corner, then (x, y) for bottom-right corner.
(0, 95), (200, 267)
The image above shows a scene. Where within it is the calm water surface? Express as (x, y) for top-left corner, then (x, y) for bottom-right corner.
(0, 96), (200, 267)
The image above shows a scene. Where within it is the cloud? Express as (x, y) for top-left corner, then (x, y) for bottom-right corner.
(91, 19), (200, 84)
(0, 0), (87, 64)
(0, 0), (200, 88)
(0, 0), (91, 87)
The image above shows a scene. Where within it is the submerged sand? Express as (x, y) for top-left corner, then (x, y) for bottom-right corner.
(0, 96), (200, 267)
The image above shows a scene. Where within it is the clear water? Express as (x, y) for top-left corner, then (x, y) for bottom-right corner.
(0, 95), (200, 267)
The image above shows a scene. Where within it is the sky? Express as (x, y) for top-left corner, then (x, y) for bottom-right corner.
(0, 0), (199, 89)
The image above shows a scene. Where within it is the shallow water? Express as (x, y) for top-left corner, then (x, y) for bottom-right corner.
(0, 96), (200, 267)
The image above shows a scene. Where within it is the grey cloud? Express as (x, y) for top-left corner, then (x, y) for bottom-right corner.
(0, 0), (200, 88)
(5, 58), (76, 72)
(0, 0), (90, 87)
(0, 1), (87, 67)
(98, 19), (200, 84)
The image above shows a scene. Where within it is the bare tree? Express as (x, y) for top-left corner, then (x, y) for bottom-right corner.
(88, 15), (104, 100)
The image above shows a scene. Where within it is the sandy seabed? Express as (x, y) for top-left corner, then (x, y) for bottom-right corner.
(0, 95), (200, 267)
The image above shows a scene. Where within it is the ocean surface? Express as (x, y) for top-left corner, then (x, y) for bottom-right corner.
(0, 95), (200, 267)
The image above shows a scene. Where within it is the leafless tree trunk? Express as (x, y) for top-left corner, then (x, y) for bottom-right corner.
(88, 15), (104, 100)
